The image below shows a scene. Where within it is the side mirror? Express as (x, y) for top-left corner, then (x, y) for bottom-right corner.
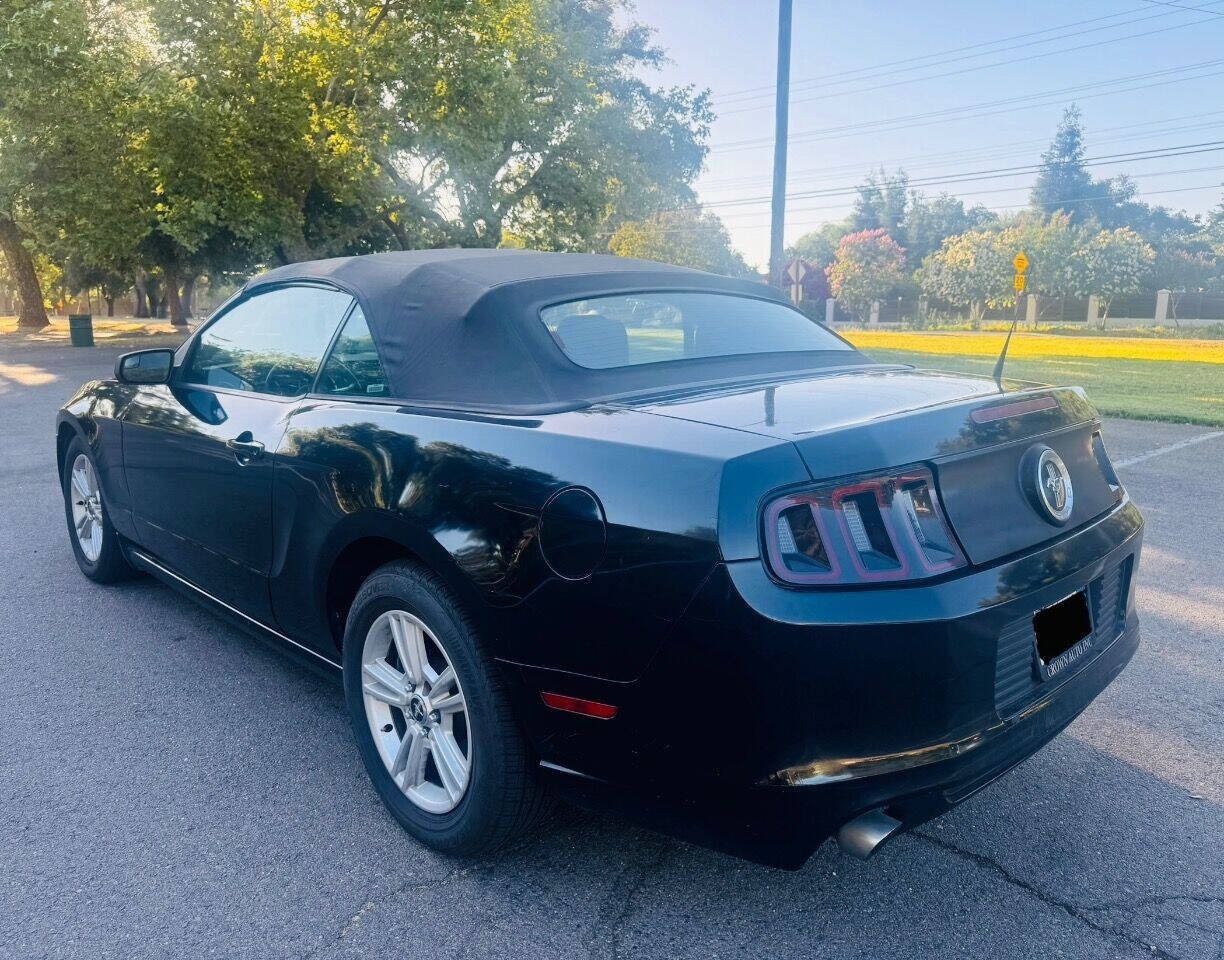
(115, 348), (174, 385)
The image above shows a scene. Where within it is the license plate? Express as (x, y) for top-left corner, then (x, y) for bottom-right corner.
(1032, 590), (1093, 680)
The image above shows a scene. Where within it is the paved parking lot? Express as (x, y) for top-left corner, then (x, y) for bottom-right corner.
(2, 340), (1221, 960)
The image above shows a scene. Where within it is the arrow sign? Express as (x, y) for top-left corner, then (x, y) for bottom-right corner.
(785, 258), (810, 285)
(1013, 251), (1030, 273)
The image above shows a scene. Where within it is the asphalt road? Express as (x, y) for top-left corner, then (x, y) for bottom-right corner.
(2, 339), (1221, 960)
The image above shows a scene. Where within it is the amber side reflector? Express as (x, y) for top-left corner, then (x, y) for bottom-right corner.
(540, 692), (618, 719)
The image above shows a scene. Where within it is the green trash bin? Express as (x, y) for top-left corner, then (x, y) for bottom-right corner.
(68, 314), (94, 347)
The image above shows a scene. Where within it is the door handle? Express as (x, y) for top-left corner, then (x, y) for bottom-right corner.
(226, 436), (265, 462)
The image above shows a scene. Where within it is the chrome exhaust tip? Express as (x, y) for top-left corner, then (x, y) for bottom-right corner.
(836, 809), (903, 860)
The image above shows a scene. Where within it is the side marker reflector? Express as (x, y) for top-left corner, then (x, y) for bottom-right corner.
(540, 692), (618, 719)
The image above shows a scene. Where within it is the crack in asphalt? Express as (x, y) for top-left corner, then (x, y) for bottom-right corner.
(1084, 893), (1224, 914)
(300, 863), (472, 960)
(586, 836), (673, 960)
(914, 831), (1212, 960)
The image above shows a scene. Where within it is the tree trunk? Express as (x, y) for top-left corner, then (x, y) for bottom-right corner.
(165, 269), (186, 326)
(0, 215), (49, 329)
(180, 275), (197, 319)
(157, 293), (168, 319)
(146, 276), (164, 318)
(105, 297), (115, 317)
(134, 270), (149, 318)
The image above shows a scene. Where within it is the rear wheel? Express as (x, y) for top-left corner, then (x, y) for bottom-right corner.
(61, 438), (133, 583)
(343, 561), (550, 856)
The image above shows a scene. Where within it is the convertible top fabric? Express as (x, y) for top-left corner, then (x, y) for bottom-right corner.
(246, 249), (869, 412)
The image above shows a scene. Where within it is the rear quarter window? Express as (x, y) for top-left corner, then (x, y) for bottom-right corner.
(540, 292), (851, 369)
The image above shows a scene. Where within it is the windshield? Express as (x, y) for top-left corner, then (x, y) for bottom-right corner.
(540, 292), (852, 370)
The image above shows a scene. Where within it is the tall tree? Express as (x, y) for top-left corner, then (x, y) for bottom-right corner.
(140, 0), (711, 268)
(850, 168), (909, 244)
(0, 0), (87, 328)
(1030, 105), (1127, 223)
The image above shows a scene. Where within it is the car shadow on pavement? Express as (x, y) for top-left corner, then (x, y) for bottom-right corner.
(35, 574), (1215, 960)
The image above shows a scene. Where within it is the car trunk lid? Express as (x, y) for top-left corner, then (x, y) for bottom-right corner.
(637, 367), (1120, 565)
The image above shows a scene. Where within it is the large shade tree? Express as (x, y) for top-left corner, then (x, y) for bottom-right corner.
(4, 0), (712, 323)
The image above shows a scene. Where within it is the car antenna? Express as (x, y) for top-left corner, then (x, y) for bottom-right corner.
(991, 313), (1019, 391)
(994, 251), (1030, 390)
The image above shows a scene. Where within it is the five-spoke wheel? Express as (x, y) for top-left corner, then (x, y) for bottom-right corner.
(343, 561), (550, 856)
(61, 438), (132, 583)
(361, 609), (472, 813)
(69, 453), (104, 562)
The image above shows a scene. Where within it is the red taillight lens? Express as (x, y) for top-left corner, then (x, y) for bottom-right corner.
(763, 465), (965, 586)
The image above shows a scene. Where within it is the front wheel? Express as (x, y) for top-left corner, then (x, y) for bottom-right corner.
(342, 561), (550, 856)
(61, 437), (133, 583)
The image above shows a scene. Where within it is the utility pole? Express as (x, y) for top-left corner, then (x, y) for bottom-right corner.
(768, 0), (793, 287)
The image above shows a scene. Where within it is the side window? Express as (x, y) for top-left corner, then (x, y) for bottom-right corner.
(316, 305), (390, 397)
(183, 286), (353, 397)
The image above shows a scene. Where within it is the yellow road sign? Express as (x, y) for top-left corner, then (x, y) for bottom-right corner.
(1013, 251), (1030, 273)
(1014, 274), (1027, 292)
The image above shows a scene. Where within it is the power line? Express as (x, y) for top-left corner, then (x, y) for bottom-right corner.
(710, 1), (1223, 106)
(699, 141), (1224, 210)
(698, 110), (1224, 190)
(593, 176), (1224, 240)
(710, 59), (1224, 152)
(720, 164), (1224, 223)
(718, 9), (1224, 116)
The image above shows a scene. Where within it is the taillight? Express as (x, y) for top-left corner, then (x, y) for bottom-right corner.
(763, 465), (965, 585)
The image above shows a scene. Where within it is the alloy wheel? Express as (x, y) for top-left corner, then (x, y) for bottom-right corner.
(70, 453), (104, 563)
(361, 609), (472, 814)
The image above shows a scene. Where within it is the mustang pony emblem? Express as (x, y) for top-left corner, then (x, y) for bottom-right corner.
(1022, 445), (1075, 524)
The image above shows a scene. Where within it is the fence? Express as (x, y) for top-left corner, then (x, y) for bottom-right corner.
(809, 290), (1224, 327)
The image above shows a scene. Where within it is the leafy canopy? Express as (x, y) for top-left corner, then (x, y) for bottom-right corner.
(607, 208), (750, 277)
(826, 228), (906, 319)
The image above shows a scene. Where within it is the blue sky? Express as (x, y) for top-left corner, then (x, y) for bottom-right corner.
(626, 0), (1224, 268)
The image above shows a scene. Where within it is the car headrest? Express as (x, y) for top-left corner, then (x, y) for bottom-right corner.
(553, 314), (628, 368)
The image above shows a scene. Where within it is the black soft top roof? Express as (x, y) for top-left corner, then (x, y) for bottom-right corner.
(247, 249), (866, 413)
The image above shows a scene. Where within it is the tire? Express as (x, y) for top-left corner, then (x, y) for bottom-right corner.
(343, 560), (550, 857)
(61, 437), (134, 583)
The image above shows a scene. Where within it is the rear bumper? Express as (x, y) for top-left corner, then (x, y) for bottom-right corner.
(520, 500), (1142, 867)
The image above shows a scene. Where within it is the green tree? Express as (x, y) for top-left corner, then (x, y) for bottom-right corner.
(827, 229), (906, 320)
(607, 208), (751, 277)
(0, 0), (98, 327)
(918, 228), (1011, 324)
(1030, 105), (1126, 224)
(850, 168), (909, 245)
(905, 193), (995, 266)
(1070, 227), (1156, 325)
(787, 222), (851, 270)
(999, 212), (1084, 301)
(4, 0), (714, 324)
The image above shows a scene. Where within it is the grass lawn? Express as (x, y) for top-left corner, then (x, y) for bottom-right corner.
(0, 315), (191, 354)
(843, 331), (1224, 427)
(843, 329), (1224, 364)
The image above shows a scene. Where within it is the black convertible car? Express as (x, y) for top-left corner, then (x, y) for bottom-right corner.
(57, 250), (1142, 867)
